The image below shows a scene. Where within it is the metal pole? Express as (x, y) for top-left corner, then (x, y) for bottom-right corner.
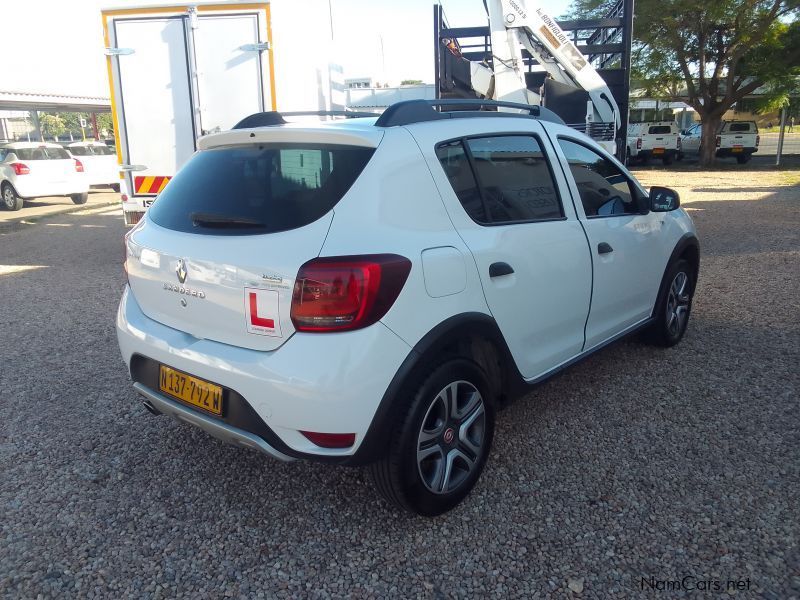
(776, 106), (786, 166)
(434, 4), (440, 100)
(617, 0), (634, 162)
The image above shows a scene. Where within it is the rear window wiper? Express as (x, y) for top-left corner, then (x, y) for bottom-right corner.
(190, 212), (268, 229)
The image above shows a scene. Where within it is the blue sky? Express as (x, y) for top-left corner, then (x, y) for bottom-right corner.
(1, 0), (573, 97)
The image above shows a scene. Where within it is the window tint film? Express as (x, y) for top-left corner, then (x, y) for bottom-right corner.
(648, 125), (672, 134)
(148, 144), (374, 235)
(466, 136), (562, 223)
(728, 123), (752, 132)
(558, 138), (639, 217)
(435, 141), (486, 222)
(67, 146), (91, 156)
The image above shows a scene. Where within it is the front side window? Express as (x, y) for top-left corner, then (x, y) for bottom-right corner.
(558, 138), (640, 218)
(436, 135), (563, 225)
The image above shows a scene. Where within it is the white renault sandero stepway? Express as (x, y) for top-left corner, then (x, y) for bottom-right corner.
(117, 100), (699, 516)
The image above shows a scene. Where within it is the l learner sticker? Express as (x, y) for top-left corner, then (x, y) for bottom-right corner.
(245, 288), (282, 337)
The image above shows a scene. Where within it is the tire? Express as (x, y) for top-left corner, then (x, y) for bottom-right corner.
(111, 183), (120, 193)
(662, 155), (674, 165)
(647, 259), (694, 347)
(639, 154), (649, 165)
(736, 154), (751, 164)
(369, 358), (496, 516)
(2, 183), (23, 211)
(70, 192), (88, 205)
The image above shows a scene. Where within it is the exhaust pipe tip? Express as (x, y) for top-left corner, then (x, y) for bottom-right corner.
(142, 400), (161, 416)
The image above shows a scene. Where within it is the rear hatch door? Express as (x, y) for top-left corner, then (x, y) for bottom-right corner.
(15, 147), (75, 184)
(126, 132), (379, 351)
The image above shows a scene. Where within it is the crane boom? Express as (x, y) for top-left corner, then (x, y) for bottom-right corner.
(451, 0), (622, 152)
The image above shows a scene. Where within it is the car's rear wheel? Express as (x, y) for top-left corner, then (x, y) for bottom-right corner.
(647, 259), (694, 347)
(2, 183), (23, 211)
(70, 192), (88, 205)
(369, 358), (495, 516)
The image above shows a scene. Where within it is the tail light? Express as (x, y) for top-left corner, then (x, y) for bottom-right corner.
(636, 138), (642, 149)
(11, 163), (30, 175)
(291, 254), (412, 332)
(716, 136), (721, 147)
(756, 135), (760, 147)
(74, 159), (84, 173)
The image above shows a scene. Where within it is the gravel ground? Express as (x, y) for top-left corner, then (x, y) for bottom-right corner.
(1, 161), (798, 598)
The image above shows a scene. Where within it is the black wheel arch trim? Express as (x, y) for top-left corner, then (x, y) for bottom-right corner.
(348, 312), (520, 466)
(652, 233), (700, 318)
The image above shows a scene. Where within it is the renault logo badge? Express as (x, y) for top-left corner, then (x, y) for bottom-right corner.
(176, 259), (187, 283)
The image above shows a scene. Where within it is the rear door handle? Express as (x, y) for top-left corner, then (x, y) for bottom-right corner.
(489, 262), (514, 278)
(598, 242), (614, 254)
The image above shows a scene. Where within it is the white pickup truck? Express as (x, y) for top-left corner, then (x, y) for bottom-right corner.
(717, 121), (759, 163)
(626, 122), (681, 165)
(680, 120), (759, 164)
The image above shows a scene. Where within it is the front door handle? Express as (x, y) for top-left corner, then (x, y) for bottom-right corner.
(489, 262), (514, 278)
(598, 242), (614, 254)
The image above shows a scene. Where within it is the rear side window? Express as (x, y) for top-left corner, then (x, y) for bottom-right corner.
(148, 144), (374, 235)
(728, 123), (753, 132)
(648, 126), (672, 134)
(436, 135), (563, 225)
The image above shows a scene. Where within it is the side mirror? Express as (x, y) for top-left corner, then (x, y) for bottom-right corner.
(650, 186), (680, 211)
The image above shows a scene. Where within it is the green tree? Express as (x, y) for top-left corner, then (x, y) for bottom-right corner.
(569, 0), (800, 165)
(96, 113), (114, 138)
(38, 113), (65, 141)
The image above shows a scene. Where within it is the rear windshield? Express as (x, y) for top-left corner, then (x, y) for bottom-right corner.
(648, 126), (672, 134)
(67, 146), (91, 156)
(68, 145), (115, 156)
(148, 144), (375, 235)
(11, 147), (71, 160)
(727, 123), (753, 132)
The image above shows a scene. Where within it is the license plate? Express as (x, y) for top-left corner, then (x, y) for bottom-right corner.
(732, 146), (743, 153)
(159, 365), (223, 415)
(653, 148), (664, 155)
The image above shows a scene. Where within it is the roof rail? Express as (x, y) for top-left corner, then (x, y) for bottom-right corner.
(233, 110), (377, 129)
(374, 99), (565, 127)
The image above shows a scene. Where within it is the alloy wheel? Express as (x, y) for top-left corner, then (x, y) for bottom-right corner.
(417, 380), (486, 495)
(665, 271), (690, 338)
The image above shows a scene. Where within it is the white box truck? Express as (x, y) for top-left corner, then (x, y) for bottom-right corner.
(102, 1), (341, 225)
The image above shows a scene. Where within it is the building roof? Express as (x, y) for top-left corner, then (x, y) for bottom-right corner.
(0, 91), (110, 112)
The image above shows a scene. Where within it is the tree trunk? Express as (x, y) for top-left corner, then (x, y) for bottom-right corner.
(699, 114), (723, 167)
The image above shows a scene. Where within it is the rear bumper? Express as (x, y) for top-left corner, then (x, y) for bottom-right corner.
(717, 148), (757, 156)
(12, 177), (89, 198)
(116, 286), (412, 461)
(134, 383), (295, 461)
(638, 148), (678, 159)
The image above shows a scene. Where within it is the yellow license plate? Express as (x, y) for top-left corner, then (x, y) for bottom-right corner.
(159, 365), (223, 415)
(653, 148), (664, 154)
(732, 146), (742, 152)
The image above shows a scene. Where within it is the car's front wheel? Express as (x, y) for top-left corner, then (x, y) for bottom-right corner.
(647, 259), (694, 347)
(369, 358), (495, 516)
(70, 192), (88, 205)
(2, 183), (23, 211)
